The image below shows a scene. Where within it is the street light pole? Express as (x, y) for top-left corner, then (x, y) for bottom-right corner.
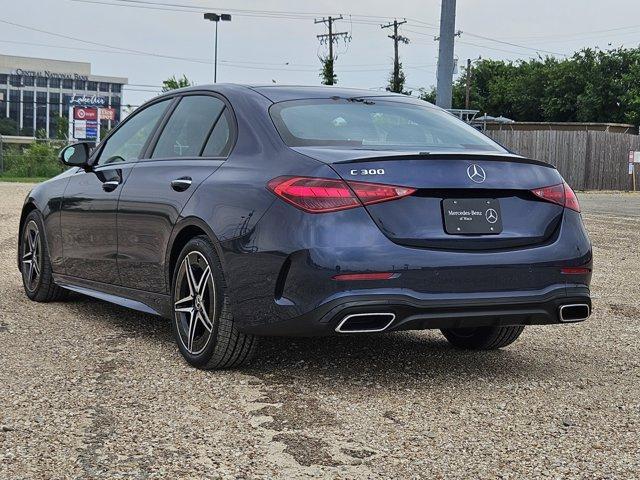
(204, 13), (231, 84)
(214, 20), (218, 83)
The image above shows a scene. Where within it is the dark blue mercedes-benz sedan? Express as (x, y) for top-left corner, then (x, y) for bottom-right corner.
(17, 84), (592, 369)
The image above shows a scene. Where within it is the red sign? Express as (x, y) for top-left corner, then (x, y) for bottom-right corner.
(98, 107), (116, 121)
(73, 107), (97, 121)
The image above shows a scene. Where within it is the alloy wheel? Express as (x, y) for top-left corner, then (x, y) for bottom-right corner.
(174, 251), (215, 355)
(22, 220), (42, 292)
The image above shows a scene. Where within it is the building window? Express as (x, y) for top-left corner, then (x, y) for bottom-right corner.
(75, 80), (86, 90)
(110, 95), (121, 107)
(62, 79), (73, 89)
(0, 88), (6, 116)
(87, 81), (98, 91)
(111, 83), (122, 93)
(23, 76), (35, 87)
(23, 102), (35, 136)
(62, 93), (73, 111)
(0, 74), (7, 84)
(23, 90), (34, 103)
(36, 91), (47, 104)
(36, 102), (47, 133)
(49, 78), (60, 88)
(50, 92), (60, 109)
(99, 82), (110, 92)
(36, 77), (47, 87)
(50, 92), (62, 134)
(9, 75), (22, 87)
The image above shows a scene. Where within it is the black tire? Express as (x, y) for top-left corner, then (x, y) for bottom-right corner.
(19, 210), (68, 302)
(171, 235), (257, 369)
(441, 325), (525, 350)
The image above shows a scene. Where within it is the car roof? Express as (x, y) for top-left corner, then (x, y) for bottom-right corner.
(245, 85), (407, 103)
(154, 83), (412, 104)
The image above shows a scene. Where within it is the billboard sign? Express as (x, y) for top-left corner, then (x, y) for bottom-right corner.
(72, 119), (98, 140)
(74, 107), (98, 121)
(73, 120), (87, 139)
(70, 105), (99, 142)
(69, 93), (107, 107)
(98, 107), (116, 121)
(85, 121), (98, 138)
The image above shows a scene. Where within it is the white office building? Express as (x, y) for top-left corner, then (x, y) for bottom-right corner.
(0, 54), (128, 138)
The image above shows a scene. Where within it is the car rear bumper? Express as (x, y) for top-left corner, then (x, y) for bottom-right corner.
(224, 199), (592, 335)
(238, 284), (591, 336)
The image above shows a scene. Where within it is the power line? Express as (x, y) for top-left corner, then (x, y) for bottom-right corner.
(69, 0), (576, 59)
(405, 25), (567, 57)
(0, 37), (422, 71)
(72, 0), (417, 23)
(0, 18), (211, 64)
(463, 32), (567, 57)
(455, 39), (542, 57)
(502, 24), (640, 41)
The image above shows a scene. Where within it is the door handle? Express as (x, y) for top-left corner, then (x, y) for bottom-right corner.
(171, 177), (192, 192)
(102, 180), (120, 192)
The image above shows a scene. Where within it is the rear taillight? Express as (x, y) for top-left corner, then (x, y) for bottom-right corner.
(563, 183), (580, 212)
(267, 176), (415, 213)
(531, 182), (580, 212)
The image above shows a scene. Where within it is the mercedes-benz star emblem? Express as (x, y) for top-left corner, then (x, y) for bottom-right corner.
(485, 208), (498, 224)
(467, 164), (486, 183)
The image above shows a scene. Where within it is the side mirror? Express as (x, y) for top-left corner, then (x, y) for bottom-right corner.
(59, 143), (91, 169)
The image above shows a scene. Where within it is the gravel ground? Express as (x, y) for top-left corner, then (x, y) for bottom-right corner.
(0, 183), (638, 479)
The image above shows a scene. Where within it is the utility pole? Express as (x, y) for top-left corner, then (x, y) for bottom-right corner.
(381, 19), (409, 93)
(315, 16), (351, 85)
(436, 0), (457, 108)
(465, 58), (472, 109)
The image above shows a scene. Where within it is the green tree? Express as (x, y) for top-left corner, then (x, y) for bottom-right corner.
(53, 115), (69, 140)
(0, 117), (19, 135)
(162, 75), (192, 92)
(429, 47), (640, 123)
(418, 87), (436, 104)
(387, 61), (410, 94)
(320, 56), (337, 85)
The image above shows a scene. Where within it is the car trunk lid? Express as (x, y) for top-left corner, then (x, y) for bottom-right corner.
(294, 148), (565, 250)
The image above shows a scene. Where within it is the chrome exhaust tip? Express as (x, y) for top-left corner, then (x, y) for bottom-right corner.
(335, 313), (396, 333)
(559, 304), (591, 322)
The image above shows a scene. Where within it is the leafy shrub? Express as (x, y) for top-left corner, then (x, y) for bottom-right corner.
(1, 142), (66, 178)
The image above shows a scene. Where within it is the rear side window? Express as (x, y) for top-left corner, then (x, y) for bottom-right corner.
(270, 98), (505, 152)
(152, 95), (225, 158)
(202, 110), (232, 157)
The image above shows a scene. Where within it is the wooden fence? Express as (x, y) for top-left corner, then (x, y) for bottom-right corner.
(485, 130), (637, 190)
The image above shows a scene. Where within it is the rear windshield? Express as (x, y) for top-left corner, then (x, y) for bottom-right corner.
(270, 98), (505, 152)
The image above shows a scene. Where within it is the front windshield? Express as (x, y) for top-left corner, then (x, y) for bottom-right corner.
(270, 98), (505, 152)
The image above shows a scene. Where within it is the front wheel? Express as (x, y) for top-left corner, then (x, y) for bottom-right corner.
(441, 325), (525, 350)
(171, 236), (257, 369)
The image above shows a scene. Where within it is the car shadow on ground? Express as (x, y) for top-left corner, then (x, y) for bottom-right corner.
(61, 293), (565, 387)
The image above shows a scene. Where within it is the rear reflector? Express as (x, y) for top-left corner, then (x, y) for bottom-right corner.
(561, 267), (591, 275)
(268, 176), (415, 213)
(332, 272), (398, 281)
(531, 182), (580, 212)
